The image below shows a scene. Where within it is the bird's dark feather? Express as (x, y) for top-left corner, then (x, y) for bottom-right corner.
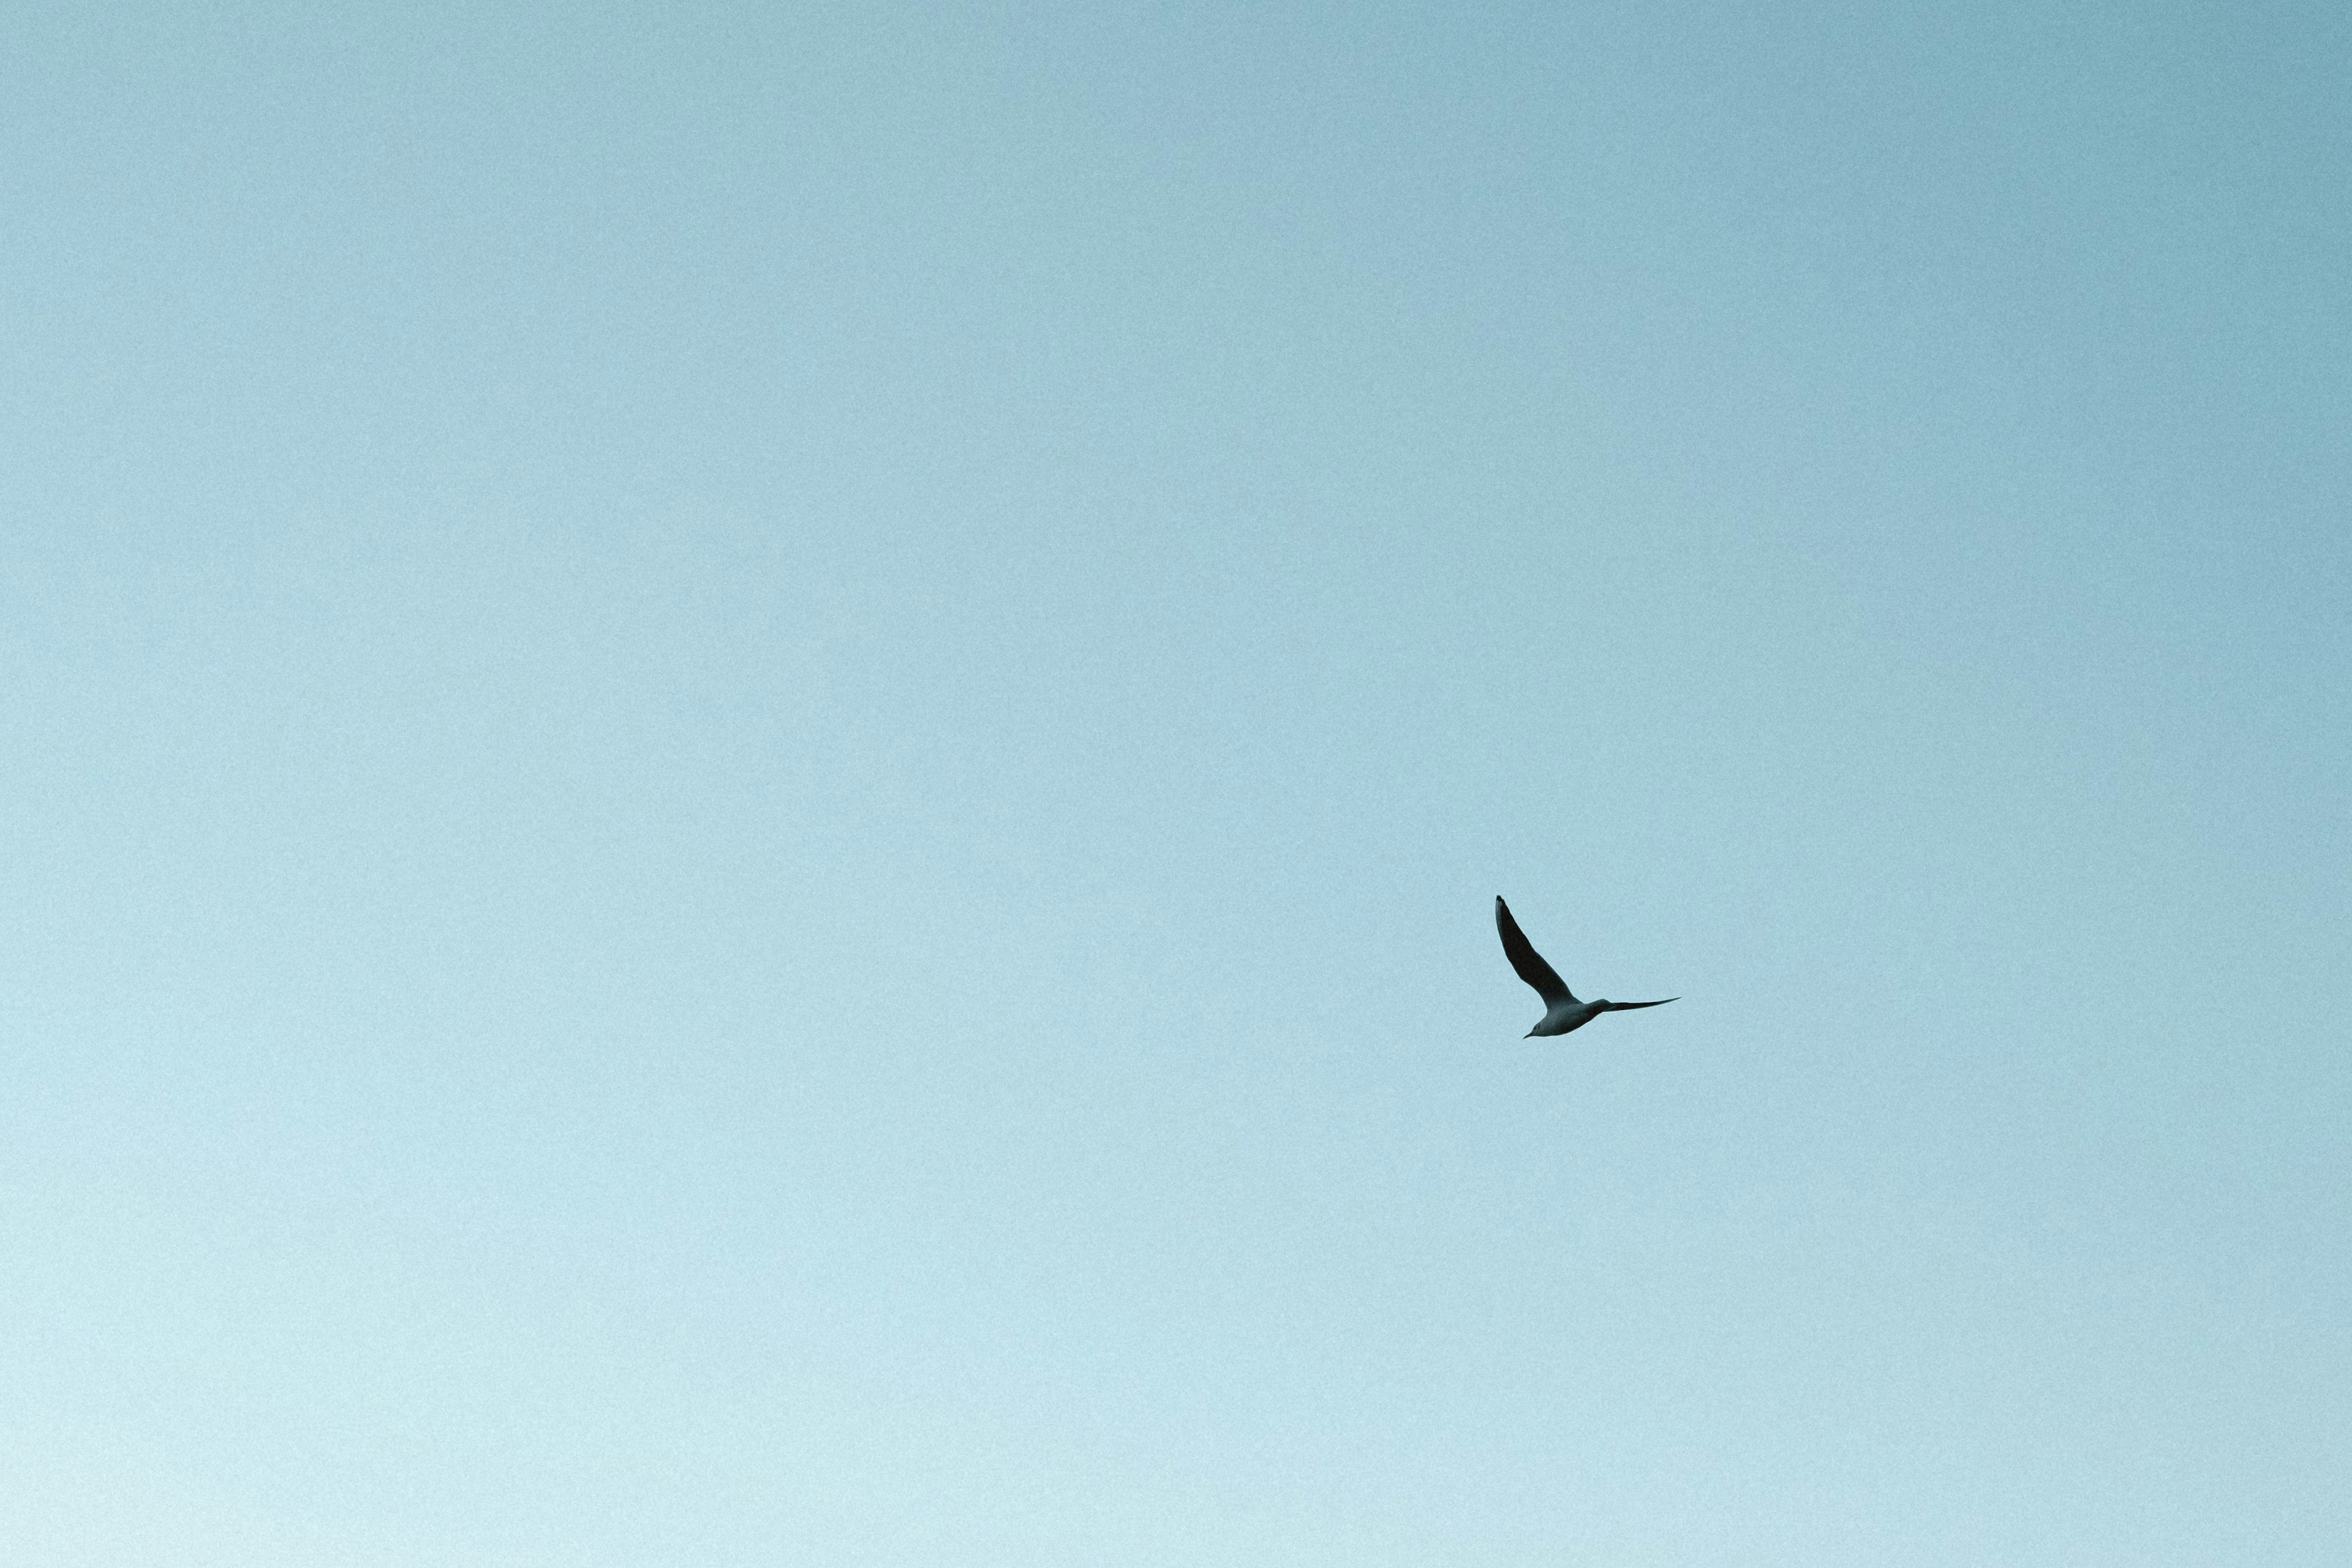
(1494, 896), (1575, 1005)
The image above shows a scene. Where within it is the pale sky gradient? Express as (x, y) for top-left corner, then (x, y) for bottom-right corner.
(4, 3), (2347, 1564)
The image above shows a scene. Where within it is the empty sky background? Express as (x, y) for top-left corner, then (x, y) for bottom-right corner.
(3, 2), (2346, 1563)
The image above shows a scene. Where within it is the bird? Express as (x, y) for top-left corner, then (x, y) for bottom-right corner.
(1495, 895), (1678, 1038)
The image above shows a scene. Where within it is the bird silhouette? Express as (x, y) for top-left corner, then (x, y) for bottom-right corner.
(1495, 895), (1677, 1038)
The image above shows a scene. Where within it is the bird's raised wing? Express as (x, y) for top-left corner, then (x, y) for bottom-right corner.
(1495, 897), (1575, 1006)
(1602, 998), (1678, 1011)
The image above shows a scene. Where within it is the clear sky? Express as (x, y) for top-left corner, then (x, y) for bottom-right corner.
(3, 2), (2346, 1563)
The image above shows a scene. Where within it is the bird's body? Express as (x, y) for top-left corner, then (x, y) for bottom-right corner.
(1494, 895), (1677, 1038)
(1527, 998), (1612, 1038)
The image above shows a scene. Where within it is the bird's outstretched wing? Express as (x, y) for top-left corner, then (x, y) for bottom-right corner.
(1602, 998), (1678, 1011)
(1495, 897), (1575, 1006)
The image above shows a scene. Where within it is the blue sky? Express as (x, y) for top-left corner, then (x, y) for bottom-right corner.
(3, 2), (2346, 1562)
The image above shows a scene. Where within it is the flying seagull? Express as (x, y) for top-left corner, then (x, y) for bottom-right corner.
(1495, 895), (1678, 1038)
